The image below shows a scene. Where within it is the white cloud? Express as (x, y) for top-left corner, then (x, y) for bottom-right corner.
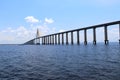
(45, 18), (54, 24)
(25, 16), (39, 23)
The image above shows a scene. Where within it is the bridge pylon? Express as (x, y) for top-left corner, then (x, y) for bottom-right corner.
(35, 28), (40, 45)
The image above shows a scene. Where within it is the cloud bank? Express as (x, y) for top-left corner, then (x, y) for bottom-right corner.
(0, 16), (55, 44)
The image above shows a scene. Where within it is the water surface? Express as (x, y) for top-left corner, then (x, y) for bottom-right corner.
(0, 43), (120, 80)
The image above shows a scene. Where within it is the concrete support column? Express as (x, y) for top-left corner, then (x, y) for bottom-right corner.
(33, 39), (36, 44)
(46, 37), (47, 45)
(55, 35), (57, 44)
(43, 37), (45, 45)
(93, 28), (96, 45)
(58, 34), (60, 45)
(62, 33), (64, 45)
(39, 38), (42, 45)
(47, 37), (48, 45)
(48, 36), (49, 45)
(71, 31), (73, 45)
(50, 35), (52, 45)
(45, 37), (46, 45)
(35, 38), (37, 45)
(31, 39), (33, 45)
(119, 24), (120, 44)
(46, 36), (48, 45)
(84, 29), (87, 45)
(37, 38), (40, 45)
(66, 32), (68, 45)
(45, 37), (47, 45)
(40, 38), (42, 45)
(36, 38), (38, 44)
(52, 35), (54, 45)
(34, 38), (36, 44)
(77, 31), (80, 45)
(38, 38), (40, 45)
(42, 37), (43, 45)
(34, 39), (36, 45)
(47, 36), (49, 45)
(104, 26), (109, 45)
(44, 37), (45, 45)
(40, 38), (41, 45)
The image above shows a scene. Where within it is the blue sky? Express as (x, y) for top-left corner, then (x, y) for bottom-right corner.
(0, 0), (120, 44)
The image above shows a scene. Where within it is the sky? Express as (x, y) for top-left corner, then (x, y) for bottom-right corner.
(0, 0), (120, 44)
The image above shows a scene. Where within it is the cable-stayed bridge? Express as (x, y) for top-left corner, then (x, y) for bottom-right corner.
(24, 20), (120, 45)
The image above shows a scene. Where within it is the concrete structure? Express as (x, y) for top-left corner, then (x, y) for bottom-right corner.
(35, 28), (40, 45)
(24, 20), (120, 45)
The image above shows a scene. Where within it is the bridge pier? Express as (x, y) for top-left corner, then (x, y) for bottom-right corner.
(104, 26), (109, 45)
(62, 33), (64, 45)
(84, 29), (87, 45)
(44, 37), (46, 45)
(44, 36), (46, 45)
(32, 39), (34, 44)
(58, 34), (60, 45)
(45, 36), (47, 45)
(38, 38), (39, 45)
(42, 37), (43, 45)
(119, 24), (120, 44)
(43, 37), (44, 45)
(50, 35), (51, 45)
(71, 32), (73, 45)
(34, 38), (36, 45)
(39, 38), (40, 45)
(47, 36), (48, 45)
(45, 37), (47, 45)
(33, 39), (35, 44)
(55, 35), (57, 44)
(47, 36), (49, 45)
(35, 38), (37, 45)
(66, 32), (68, 45)
(35, 38), (36, 44)
(40, 38), (42, 45)
(43, 37), (45, 45)
(77, 30), (80, 45)
(52, 35), (54, 45)
(93, 28), (96, 45)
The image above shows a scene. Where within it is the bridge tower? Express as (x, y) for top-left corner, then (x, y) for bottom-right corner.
(36, 28), (40, 45)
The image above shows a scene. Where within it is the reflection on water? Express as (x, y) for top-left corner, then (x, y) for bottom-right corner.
(0, 43), (120, 80)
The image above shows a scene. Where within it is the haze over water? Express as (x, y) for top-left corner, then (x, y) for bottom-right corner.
(0, 43), (120, 80)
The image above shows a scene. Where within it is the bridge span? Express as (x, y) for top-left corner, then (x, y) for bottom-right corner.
(24, 20), (120, 45)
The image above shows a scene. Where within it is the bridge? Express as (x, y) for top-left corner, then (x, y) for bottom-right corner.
(24, 20), (120, 45)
